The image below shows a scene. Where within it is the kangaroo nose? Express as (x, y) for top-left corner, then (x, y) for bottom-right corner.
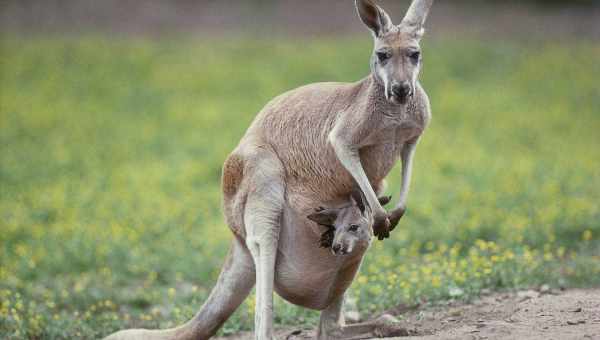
(332, 244), (341, 253)
(391, 82), (411, 99)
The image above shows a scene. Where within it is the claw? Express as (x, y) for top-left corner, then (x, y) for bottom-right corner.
(374, 214), (392, 241)
(378, 195), (393, 206)
(388, 206), (406, 231)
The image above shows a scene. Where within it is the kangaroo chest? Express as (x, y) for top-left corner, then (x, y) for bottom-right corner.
(360, 121), (422, 184)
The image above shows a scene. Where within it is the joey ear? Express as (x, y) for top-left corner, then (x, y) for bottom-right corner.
(378, 195), (392, 206)
(307, 207), (339, 226)
(350, 190), (368, 215)
(355, 0), (393, 37)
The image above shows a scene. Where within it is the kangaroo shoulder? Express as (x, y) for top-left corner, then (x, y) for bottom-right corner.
(411, 82), (432, 128)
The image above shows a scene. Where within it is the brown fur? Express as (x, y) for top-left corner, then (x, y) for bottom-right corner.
(222, 74), (430, 237)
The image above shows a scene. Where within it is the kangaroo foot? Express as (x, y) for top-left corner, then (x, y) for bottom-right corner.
(319, 314), (411, 339)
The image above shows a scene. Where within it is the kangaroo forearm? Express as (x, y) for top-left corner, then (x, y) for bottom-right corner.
(397, 140), (418, 209)
(329, 136), (382, 213)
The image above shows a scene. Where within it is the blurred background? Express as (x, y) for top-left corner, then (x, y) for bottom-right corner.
(1, 1), (599, 339)
(1, 0), (600, 39)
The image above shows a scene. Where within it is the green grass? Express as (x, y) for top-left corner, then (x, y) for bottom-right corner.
(1, 36), (599, 339)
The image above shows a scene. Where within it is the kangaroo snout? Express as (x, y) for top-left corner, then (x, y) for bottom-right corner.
(332, 243), (352, 256)
(332, 243), (344, 255)
(391, 81), (412, 103)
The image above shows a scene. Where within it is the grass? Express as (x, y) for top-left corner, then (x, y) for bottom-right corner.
(1, 35), (599, 339)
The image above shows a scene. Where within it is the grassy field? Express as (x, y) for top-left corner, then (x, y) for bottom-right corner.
(1, 36), (599, 339)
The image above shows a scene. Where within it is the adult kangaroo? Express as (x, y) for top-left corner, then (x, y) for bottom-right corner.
(105, 0), (433, 339)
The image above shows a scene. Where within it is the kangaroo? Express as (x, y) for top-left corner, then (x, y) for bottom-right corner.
(106, 193), (405, 340)
(106, 0), (433, 339)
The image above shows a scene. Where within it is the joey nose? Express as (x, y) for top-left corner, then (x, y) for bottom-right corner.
(391, 82), (411, 100)
(332, 244), (341, 254)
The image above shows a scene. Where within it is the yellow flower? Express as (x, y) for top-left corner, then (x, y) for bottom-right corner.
(582, 230), (592, 241)
(475, 239), (488, 251)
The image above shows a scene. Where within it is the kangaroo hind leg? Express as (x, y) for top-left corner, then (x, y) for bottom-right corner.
(243, 149), (285, 340)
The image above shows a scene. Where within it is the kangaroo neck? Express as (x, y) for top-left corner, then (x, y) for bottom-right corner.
(353, 74), (404, 117)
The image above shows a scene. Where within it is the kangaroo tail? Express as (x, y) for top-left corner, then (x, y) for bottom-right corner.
(179, 236), (255, 339)
(104, 237), (255, 340)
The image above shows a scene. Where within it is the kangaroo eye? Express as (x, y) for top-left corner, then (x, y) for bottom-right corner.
(376, 51), (391, 63)
(348, 224), (359, 232)
(409, 51), (421, 63)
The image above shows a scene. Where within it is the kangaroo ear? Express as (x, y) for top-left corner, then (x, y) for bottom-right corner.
(400, 0), (434, 39)
(378, 195), (392, 206)
(307, 207), (339, 226)
(350, 190), (368, 215)
(355, 0), (394, 37)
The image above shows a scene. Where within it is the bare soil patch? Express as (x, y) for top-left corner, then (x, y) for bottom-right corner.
(216, 288), (600, 340)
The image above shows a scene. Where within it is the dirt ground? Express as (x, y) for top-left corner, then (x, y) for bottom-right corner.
(216, 288), (600, 340)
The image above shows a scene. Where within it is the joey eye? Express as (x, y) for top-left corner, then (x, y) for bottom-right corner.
(376, 51), (391, 63)
(409, 51), (421, 63)
(348, 224), (359, 232)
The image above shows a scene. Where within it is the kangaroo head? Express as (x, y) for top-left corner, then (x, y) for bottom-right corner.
(355, 0), (433, 105)
(308, 192), (392, 256)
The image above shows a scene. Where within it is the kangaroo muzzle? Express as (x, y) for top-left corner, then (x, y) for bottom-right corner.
(390, 81), (413, 104)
